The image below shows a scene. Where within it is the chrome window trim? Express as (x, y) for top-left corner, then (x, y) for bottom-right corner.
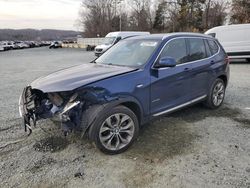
(153, 95), (207, 117)
(151, 36), (221, 70)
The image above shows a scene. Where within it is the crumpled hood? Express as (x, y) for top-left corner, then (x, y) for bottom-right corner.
(31, 63), (136, 92)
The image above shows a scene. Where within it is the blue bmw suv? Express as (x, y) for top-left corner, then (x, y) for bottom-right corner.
(19, 33), (229, 154)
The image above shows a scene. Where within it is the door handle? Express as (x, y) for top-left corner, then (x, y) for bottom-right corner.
(210, 60), (215, 65)
(184, 67), (190, 71)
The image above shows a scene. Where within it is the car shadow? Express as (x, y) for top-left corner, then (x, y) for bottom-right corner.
(125, 103), (245, 163)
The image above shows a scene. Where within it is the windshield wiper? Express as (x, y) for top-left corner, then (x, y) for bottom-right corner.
(109, 63), (132, 68)
(107, 63), (125, 67)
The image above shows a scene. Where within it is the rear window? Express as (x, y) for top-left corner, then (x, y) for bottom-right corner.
(207, 40), (219, 55)
(188, 38), (207, 61)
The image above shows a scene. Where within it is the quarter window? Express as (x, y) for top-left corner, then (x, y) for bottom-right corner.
(160, 38), (188, 64)
(204, 39), (212, 57)
(207, 40), (219, 55)
(188, 38), (207, 61)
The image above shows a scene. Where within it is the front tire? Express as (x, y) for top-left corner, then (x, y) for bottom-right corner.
(205, 78), (225, 109)
(89, 105), (139, 155)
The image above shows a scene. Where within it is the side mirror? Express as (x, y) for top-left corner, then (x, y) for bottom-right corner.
(114, 36), (122, 44)
(156, 56), (177, 68)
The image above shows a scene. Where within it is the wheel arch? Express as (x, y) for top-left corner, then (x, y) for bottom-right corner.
(84, 96), (145, 139)
(105, 96), (144, 125)
(120, 101), (142, 126)
(217, 74), (228, 86)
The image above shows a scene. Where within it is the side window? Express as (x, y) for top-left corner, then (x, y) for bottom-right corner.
(188, 38), (207, 61)
(207, 40), (219, 55)
(204, 39), (212, 57)
(160, 38), (188, 64)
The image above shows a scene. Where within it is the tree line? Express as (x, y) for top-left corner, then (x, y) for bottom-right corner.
(0, 29), (79, 41)
(78, 0), (250, 37)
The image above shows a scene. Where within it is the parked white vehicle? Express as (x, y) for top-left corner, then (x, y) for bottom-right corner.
(2, 41), (16, 50)
(94, 31), (150, 56)
(205, 24), (250, 62)
(15, 42), (29, 49)
(0, 43), (4, 51)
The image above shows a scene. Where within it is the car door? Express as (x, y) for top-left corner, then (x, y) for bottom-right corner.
(150, 38), (193, 116)
(187, 38), (212, 98)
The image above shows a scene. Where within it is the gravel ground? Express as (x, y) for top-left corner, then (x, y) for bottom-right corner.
(0, 48), (249, 188)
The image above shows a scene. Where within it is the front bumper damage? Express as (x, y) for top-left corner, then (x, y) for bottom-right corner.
(19, 86), (115, 136)
(19, 86), (83, 135)
(19, 86), (35, 135)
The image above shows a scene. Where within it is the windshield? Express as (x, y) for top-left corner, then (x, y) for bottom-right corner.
(102, 37), (116, 45)
(96, 39), (160, 67)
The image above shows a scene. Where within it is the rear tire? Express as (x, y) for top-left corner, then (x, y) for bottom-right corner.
(205, 78), (225, 109)
(247, 58), (250, 63)
(89, 105), (139, 155)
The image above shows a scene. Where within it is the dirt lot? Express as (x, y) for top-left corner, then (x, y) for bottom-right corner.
(0, 48), (249, 188)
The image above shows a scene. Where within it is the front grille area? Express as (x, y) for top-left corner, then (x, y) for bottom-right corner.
(20, 86), (36, 115)
(95, 48), (102, 52)
(25, 87), (35, 110)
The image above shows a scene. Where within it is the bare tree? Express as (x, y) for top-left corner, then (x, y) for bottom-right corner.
(204, 0), (212, 29)
(128, 0), (153, 31)
(77, 0), (231, 36)
(203, 0), (228, 30)
(230, 0), (250, 24)
(78, 0), (117, 37)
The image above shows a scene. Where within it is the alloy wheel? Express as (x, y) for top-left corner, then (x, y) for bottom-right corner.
(99, 113), (135, 151)
(212, 81), (225, 106)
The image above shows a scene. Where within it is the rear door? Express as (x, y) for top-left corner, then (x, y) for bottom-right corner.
(150, 38), (193, 115)
(187, 38), (211, 98)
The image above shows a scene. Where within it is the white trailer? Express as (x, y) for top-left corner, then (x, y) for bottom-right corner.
(205, 24), (250, 62)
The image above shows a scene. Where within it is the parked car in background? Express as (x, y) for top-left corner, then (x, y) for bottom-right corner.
(0, 41), (14, 50)
(63, 39), (76, 44)
(12, 42), (21, 49)
(1, 41), (15, 50)
(205, 24), (250, 62)
(0, 43), (5, 51)
(19, 33), (229, 154)
(94, 31), (150, 56)
(49, 41), (62, 49)
(86, 45), (96, 51)
(0, 40), (52, 51)
(14, 41), (29, 49)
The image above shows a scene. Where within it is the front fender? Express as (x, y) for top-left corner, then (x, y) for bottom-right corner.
(81, 95), (144, 136)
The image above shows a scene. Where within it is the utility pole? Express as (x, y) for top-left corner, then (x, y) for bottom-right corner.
(117, 0), (124, 31)
(120, 14), (122, 31)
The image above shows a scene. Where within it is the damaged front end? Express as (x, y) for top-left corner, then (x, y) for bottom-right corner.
(19, 86), (116, 136)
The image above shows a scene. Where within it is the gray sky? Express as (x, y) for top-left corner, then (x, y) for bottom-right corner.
(0, 0), (82, 30)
